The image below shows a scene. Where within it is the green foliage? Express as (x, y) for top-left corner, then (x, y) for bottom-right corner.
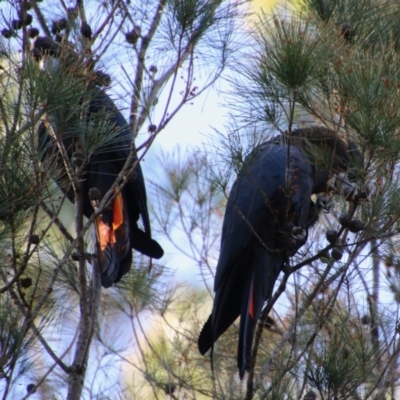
(0, 296), (30, 379)
(302, 305), (378, 399)
(125, 288), (245, 399)
(336, 51), (400, 158)
(113, 262), (168, 313)
(260, 17), (327, 90)
(206, 0), (400, 398)
(0, 0), (240, 397)
(301, 0), (338, 22)
(0, 149), (37, 235)
(3, 0), (400, 398)
(167, 0), (221, 38)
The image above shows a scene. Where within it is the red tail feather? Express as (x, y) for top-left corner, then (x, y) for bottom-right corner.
(248, 278), (255, 319)
(112, 191), (123, 231)
(94, 191), (131, 287)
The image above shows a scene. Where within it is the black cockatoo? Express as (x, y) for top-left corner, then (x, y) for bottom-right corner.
(39, 89), (163, 288)
(198, 127), (362, 378)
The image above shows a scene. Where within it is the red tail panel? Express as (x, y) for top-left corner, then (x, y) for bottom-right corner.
(248, 278), (255, 319)
(112, 192), (124, 231)
(95, 191), (125, 251)
(96, 218), (112, 252)
(94, 191), (130, 278)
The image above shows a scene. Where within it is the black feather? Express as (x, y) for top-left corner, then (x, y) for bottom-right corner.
(39, 89), (164, 288)
(198, 127), (362, 378)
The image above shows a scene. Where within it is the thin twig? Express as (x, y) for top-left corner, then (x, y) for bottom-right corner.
(130, 0), (167, 134)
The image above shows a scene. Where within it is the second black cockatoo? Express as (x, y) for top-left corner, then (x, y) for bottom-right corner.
(198, 126), (362, 378)
(39, 89), (163, 288)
